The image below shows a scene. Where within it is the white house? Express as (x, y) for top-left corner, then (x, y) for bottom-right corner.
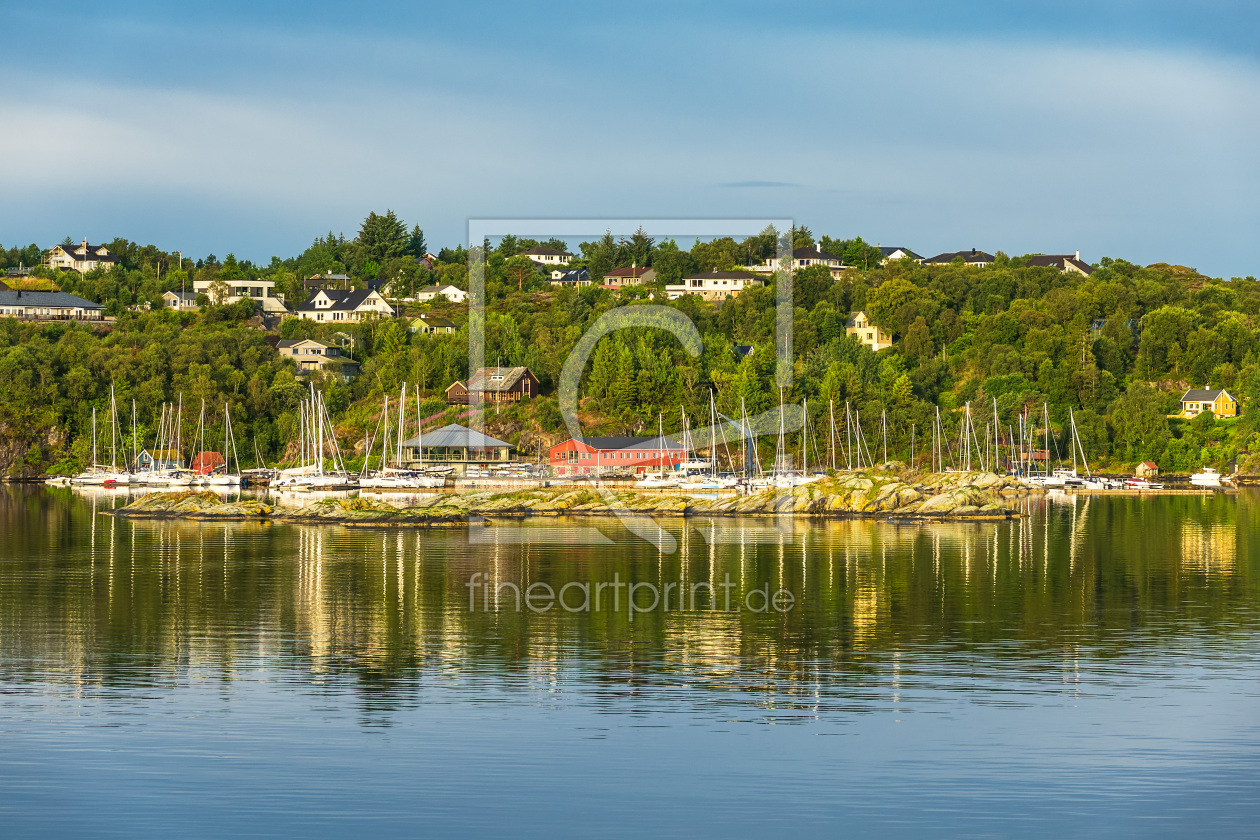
(192, 276), (289, 314)
(44, 240), (120, 273)
(550, 268), (592, 287)
(751, 246), (845, 279)
(294, 287), (395, 322)
(0, 290), (105, 321)
(879, 246), (923, 264)
(521, 247), (572, 267)
(161, 290), (198, 311)
(415, 284), (467, 304)
(665, 271), (763, 301)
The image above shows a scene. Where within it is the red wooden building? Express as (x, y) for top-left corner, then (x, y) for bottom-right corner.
(549, 435), (685, 477)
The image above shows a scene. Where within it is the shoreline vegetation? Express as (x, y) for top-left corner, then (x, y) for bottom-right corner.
(5, 217), (1259, 481)
(110, 471), (1033, 525)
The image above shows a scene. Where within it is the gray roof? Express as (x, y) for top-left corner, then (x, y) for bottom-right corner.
(793, 246), (840, 261)
(1181, 388), (1231, 402)
(164, 290), (197, 300)
(400, 423), (512, 449)
(1025, 254), (1095, 275)
(0, 290), (103, 309)
(522, 247), (572, 256)
(880, 246), (922, 259)
(573, 435), (684, 451)
(296, 288), (376, 312)
(924, 249), (995, 264)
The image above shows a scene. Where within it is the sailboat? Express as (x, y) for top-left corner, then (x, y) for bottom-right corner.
(205, 402), (243, 487)
(361, 384), (445, 490)
(635, 413), (679, 488)
(679, 392), (736, 490)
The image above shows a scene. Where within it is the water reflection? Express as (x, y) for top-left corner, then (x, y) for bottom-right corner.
(1, 485), (1257, 718)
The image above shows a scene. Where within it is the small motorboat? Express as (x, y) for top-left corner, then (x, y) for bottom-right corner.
(1124, 477), (1164, 490)
(1190, 467), (1223, 488)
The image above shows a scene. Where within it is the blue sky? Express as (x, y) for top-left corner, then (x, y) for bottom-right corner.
(2, 1), (1258, 276)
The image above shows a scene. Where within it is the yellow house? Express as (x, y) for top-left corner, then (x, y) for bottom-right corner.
(1179, 387), (1238, 419)
(845, 311), (893, 351)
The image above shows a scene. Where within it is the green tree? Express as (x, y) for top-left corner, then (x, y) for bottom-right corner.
(1109, 382), (1172, 463)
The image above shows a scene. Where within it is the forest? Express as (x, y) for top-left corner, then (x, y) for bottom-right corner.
(2, 212), (1259, 477)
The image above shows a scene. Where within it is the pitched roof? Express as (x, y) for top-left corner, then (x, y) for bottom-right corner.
(792, 246), (840, 261)
(0, 290), (103, 309)
(48, 243), (118, 262)
(466, 366), (536, 392)
(411, 315), (455, 328)
(296, 288), (381, 311)
(163, 290), (197, 300)
(277, 338), (330, 349)
(572, 435), (684, 451)
(924, 249), (995, 264)
(1180, 388), (1232, 402)
(880, 246), (923, 259)
(417, 284), (463, 294)
(681, 270), (760, 280)
(605, 266), (653, 278)
(400, 423), (512, 449)
(521, 247), (572, 257)
(1025, 254), (1095, 275)
(552, 268), (590, 282)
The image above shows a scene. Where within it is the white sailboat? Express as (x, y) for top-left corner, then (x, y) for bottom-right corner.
(635, 413), (679, 488)
(206, 402), (243, 487)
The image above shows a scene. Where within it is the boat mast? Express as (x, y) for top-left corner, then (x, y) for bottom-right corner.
(829, 400), (836, 471)
(709, 390), (718, 477)
(881, 409), (887, 466)
(396, 382), (407, 469)
(110, 384), (117, 472)
(845, 401), (853, 470)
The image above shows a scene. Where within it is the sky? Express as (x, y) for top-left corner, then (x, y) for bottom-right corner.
(1, 1), (1258, 276)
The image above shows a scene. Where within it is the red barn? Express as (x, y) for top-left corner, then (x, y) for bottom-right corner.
(549, 435), (685, 477)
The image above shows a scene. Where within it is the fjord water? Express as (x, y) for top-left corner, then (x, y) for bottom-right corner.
(1, 488), (1258, 838)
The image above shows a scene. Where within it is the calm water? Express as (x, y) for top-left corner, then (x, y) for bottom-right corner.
(1, 487), (1259, 838)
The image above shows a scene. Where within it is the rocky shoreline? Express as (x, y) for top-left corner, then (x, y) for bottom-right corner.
(108, 471), (1034, 526)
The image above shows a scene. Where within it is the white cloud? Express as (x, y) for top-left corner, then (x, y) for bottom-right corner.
(0, 24), (1256, 275)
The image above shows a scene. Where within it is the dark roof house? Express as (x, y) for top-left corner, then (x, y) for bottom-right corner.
(923, 249), (995, 266)
(1025, 253), (1095, 276)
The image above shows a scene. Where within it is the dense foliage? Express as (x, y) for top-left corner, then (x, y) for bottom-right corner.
(3, 217), (1259, 476)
